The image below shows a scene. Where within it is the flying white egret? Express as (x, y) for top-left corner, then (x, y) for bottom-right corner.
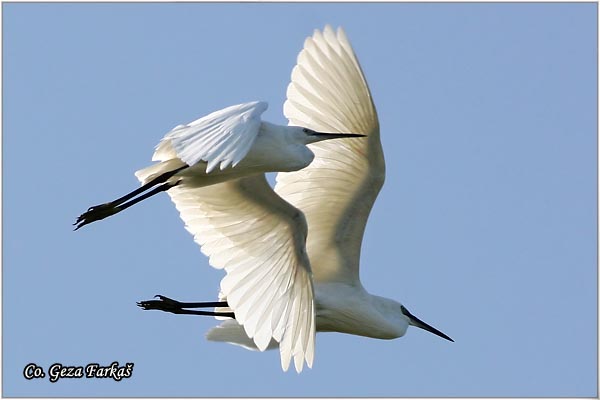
(137, 25), (453, 373)
(74, 102), (363, 230)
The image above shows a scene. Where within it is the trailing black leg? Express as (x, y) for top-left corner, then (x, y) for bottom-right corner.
(73, 165), (188, 230)
(137, 295), (234, 319)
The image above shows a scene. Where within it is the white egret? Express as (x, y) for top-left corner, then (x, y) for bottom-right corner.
(74, 101), (363, 230)
(137, 25), (453, 373)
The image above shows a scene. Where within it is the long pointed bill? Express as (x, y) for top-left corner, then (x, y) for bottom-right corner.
(310, 132), (366, 140)
(401, 306), (454, 342)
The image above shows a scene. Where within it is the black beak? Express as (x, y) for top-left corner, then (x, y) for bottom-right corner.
(310, 132), (366, 139)
(401, 305), (454, 342)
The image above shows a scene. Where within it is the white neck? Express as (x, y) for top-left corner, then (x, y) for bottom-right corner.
(314, 282), (409, 339)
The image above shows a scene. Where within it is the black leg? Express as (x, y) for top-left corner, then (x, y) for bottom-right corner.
(106, 165), (188, 207)
(137, 295), (235, 319)
(116, 180), (180, 213)
(73, 165), (188, 230)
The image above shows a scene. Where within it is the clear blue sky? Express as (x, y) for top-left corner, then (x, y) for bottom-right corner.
(3, 2), (597, 397)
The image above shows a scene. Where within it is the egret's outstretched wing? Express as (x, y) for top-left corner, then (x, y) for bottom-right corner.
(153, 101), (267, 172)
(166, 175), (315, 373)
(275, 26), (384, 285)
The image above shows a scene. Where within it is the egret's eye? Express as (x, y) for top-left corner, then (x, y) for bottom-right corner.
(302, 128), (309, 133)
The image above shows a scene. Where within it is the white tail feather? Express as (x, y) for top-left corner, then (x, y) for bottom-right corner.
(206, 320), (279, 351)
(134, 159), (186, 185)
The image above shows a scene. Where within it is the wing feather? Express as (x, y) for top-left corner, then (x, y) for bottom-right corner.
(275, 26), (384, 285)
(164, 174), (315, 372)
(152, 101), (267, 172)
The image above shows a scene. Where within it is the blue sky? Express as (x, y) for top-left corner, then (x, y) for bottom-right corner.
(3, 2), (597, 397)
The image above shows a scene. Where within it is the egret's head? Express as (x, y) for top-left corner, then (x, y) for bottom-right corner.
(400, 305), (454, 342)
(297, 127), (366, 144)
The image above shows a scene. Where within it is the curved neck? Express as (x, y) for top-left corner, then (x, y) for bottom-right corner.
(314, 283), (408, 339)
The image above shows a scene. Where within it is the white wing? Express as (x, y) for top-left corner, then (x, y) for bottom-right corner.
(166, 175), (315, 373)
(275, 26), (384, 285)
(153, 101), (267, 172)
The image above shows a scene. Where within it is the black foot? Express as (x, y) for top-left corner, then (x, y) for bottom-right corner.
(73, 203), (119, 231)
(137, 295), (235, 318)
(137, 295), (182, 312)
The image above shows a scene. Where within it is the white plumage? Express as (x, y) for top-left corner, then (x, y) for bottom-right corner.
(141, 26), (452, 373)
(155, 101), (267, 172)
(77, 25), (453, 373)
(277, 25), (384, 286)
(166, 174), (316, 372)
(200, 25), (389, 372)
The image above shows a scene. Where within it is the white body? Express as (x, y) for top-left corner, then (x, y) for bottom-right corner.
(136, 115), (322, 187)
(206, 282), (408, 353)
